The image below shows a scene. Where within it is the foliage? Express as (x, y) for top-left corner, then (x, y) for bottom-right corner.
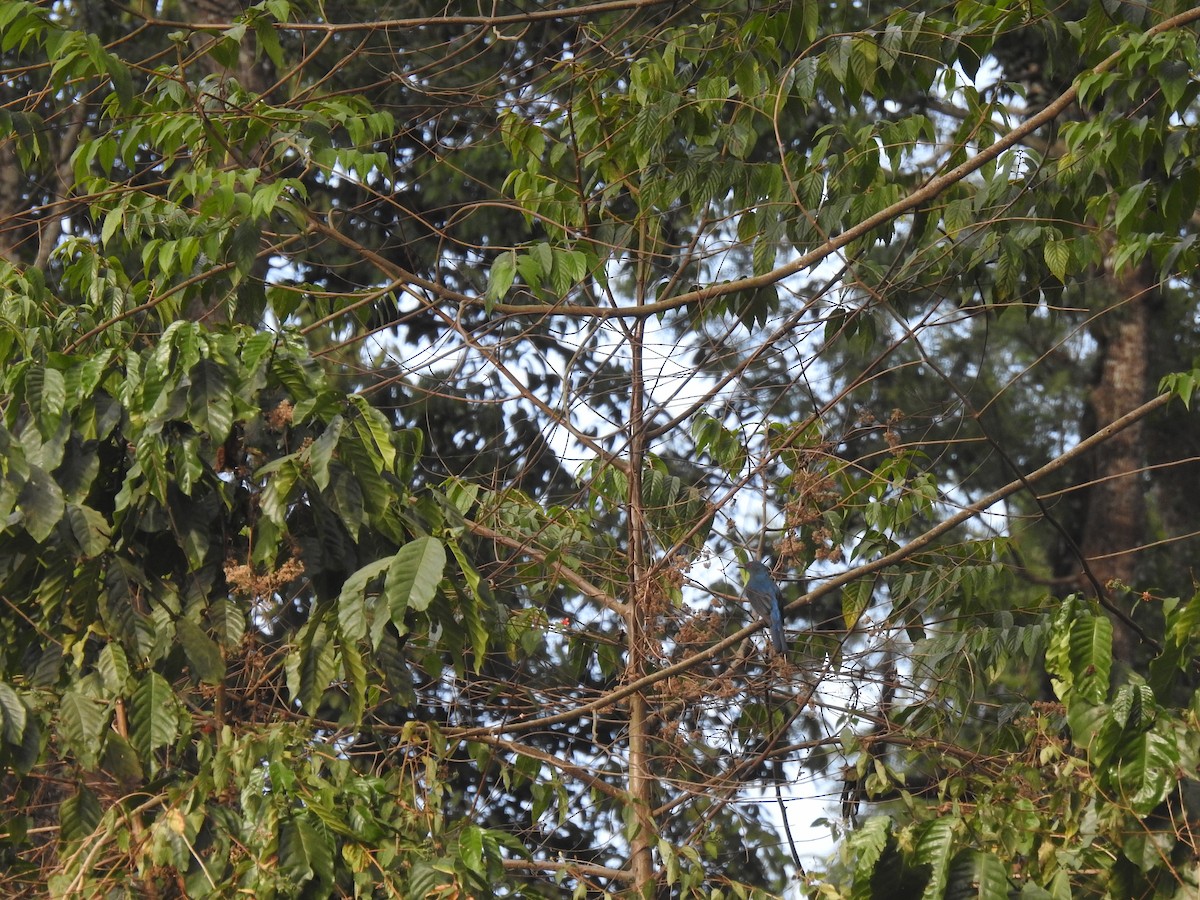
(3, 0), (1200, 898)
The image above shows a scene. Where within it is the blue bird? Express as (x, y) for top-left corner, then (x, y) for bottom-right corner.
(743, 561), (786, 653)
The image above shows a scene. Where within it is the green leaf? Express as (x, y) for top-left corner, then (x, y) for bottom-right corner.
(348, 395), (396, 473)
(340, 635), (366, 725)
(134, 435), (169, 506)
(846, 816), (891, 874)
(849, 36), (877, 93)
(459, 824), (485, 875)
(326, 463), (366, 540)
(101, 203), (123, 246)
(449, 540), (491, 671)
(100, 732), (144, 785)
(102, 51), (133, 110)
(177, 617), (225, 684)
(18, 464), (64, 542)
(1069, 613), (1113, 706)
(27, 365), (66, 438)
(335, 429), (390, 520)
(96, 643), (131, 694)
(386, 536), (446, 621)
(1114, 180), (1149, 234)
(879, 23), (903, 73)
(1044, 239), (1070, 282)
(254, 17), (285, 69)
(1101, 723), (1180, 816)
(59, 785), (102, 843)
(951, 850), (1009, 900)
(306, 415), (343, 492)
(206, 598), (247, 648)
(487, 250), (517, 308)
(65, 503), (112, 557)
(131, 672), (180, 760)
(842, 577), (873, 630)
(0, 682), (27, 746)
(187, 357), (233, 443)
(336, 556), (393, 643)
(280, 814), (334, 886)
(799, 0), (817, 42)
(178, 516), (211, 572)
(289, 615), (336, 713)
(260, 456), (300, 525)
(408, 861), (449, 898)
(916, 816), (957, 899)
(827, 35), (851, 86)
(59, 689), (107, 771)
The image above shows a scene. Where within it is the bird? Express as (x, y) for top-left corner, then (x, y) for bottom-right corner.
(743, 561), (786, 653)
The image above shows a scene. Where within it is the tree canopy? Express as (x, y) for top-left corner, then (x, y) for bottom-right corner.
(3, 0), (1200, 897)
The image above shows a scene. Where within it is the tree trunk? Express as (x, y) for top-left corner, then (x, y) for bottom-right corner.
(1078, 262), (1153, 661)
